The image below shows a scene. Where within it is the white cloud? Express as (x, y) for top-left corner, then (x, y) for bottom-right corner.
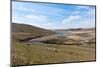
(62, 15), (81, 24)
(12, 14), (54, 29)
(13, 2), (95, 29)
(23, 14), (55, 29)
(25, 14), (48, 22)
(73, 11), (80, 14)
(13, 2), (81, 17)
(76, 6), (90, 10)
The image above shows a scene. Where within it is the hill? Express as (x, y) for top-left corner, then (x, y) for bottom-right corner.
(12, 23), (55, 40)
(12, 24), (96, 66)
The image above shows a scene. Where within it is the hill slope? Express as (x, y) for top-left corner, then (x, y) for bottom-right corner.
(12, 23), (55, 40)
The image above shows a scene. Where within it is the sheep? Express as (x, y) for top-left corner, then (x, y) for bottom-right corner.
(47, 48), (58, 52)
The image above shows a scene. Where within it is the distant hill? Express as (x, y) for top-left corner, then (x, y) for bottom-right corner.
(54, 28), (95, 31)
(12, 23), (55, 40)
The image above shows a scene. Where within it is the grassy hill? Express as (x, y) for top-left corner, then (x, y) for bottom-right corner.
(12, 23), (55, 40)
(12, 23), (96, 66)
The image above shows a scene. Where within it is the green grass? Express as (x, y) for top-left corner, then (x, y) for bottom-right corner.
(12, 40), (95, 66)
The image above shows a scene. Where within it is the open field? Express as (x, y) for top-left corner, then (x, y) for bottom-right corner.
(12, 41), (95, 66)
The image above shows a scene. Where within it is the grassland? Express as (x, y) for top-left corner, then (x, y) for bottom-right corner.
(11, 23), (96, 66)
(12, 39), (95, 66)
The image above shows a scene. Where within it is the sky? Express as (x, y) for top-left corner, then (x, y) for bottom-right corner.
(12, 1), (96, 29)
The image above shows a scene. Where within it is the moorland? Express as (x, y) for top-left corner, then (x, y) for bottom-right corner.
(12, 23), (96, 66)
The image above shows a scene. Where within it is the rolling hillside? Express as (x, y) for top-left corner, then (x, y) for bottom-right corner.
(12, 23), (55, 40)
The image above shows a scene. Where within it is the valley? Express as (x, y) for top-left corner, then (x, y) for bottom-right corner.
(12, 23), (96, 66)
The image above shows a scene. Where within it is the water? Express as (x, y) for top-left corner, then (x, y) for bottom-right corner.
(28, 31), (72, 44)
(55, 31), (72, 36)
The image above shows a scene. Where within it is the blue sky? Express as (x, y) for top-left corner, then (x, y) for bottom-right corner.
(12, 1), (95, 29)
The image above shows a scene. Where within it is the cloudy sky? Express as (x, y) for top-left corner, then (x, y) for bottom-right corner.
(12, 1), (95, 29)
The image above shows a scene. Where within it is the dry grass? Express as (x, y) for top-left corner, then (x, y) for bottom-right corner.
(11, 26), (96, 66)
(12, 40), (95, 66)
